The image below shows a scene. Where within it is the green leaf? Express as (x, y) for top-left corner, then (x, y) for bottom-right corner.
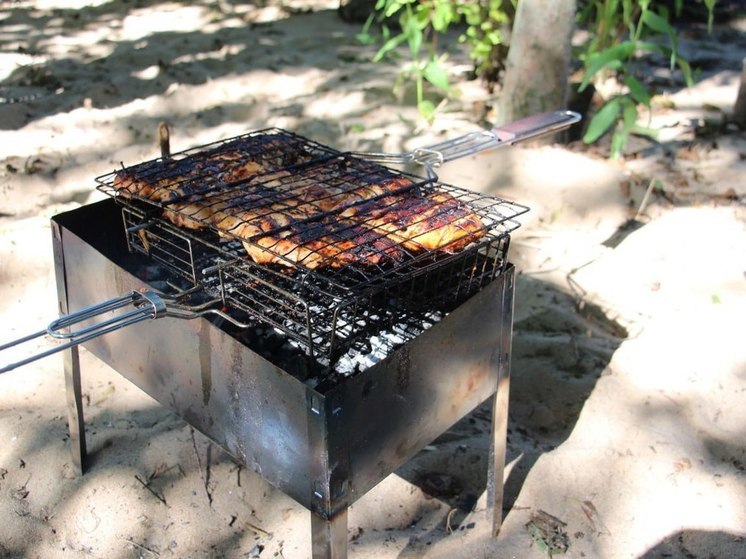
(373, 33), (406, 62)
(418, 99), (436, 123)
(610, 129), (627, 159)
(423, 59), (449, 91)
(622, 100), (638, 131)
(357, 13), (376, 44)
(635, 40), (666, 55)
(624, 75), (651, 107)
(356, 32), (375, 46)
(431, 0), (457, 32)
(584, 98), (622, 144)
(704, 0), (716, 31)
(630, 123), (659, 139)
(622, 0), (634, 24)
(402, 7), (423, 59)
(580, 41), (636, 91)
(641, 10), (675, 36)
(677, 57), (694, 88)
(604, 0), (620, 24)
(383, 0), (407, 18)
(641, 10), (679, 68)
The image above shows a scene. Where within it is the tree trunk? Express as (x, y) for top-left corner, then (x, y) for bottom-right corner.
(497, 0), (577, 132)
(338, 0), (377, 23)
(734, 57), (746, 130)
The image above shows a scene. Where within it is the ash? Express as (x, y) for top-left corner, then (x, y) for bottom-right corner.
(332, 310), (444, 376)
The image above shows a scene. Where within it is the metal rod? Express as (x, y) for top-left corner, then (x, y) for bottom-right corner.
(0, 313), (155, 374)
(47, 293), (140, 338)
(487, 265), (514, 537)
(50, 306), (156, 340)
(0, 329), (47, 352)
(159, 121), (171, 159)
(0, 290), (169, 374)
(64, 344), (86, 475)
(311, 510), (348, 559)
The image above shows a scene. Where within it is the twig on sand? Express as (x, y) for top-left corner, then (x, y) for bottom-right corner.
(124, 538), (160, 557)
(445, 508), (458, 534)
(230, 463), (243, 487)
(190, 427), (213, 506)
(134, 475), (168, 507)
(245, 520), (271, 538)
(635, 177), (659, 220)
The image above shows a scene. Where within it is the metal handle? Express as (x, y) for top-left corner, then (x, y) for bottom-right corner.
(0, 290), (167, 374)
(418, 109), (582, 165)
(490, 109), (582, 143)
(0, 286), (258, 374)
(353, 110), (581, 177)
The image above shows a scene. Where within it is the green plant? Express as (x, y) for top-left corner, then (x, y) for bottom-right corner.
(458, 1), (516, 92)
(357, 0), (455, 122)
(360, 0), (717, 157)
(577, 0), (717, 158)
(358, 0), (515, 122)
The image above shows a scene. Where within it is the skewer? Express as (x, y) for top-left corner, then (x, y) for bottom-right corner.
(159, 121), (171, 159)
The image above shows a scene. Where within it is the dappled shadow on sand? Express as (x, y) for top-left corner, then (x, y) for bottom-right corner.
(639, 528), (746, 558)
(0, 1), (389, 132)
(0, 361), (297, 558)
(393, 272), (627, 551)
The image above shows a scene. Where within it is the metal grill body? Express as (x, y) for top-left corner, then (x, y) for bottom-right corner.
(52, 200), (514, 559)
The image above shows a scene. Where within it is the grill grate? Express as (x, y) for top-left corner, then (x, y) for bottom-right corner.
(103, 129), (528, 368)
(122, 203), (514, 367)
(98, 128), (339, 201)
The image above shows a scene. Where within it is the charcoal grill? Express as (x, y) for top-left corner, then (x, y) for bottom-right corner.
(1, 111), (579, 558)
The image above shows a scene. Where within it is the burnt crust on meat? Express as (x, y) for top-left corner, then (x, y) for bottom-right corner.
(113, 141), (486, 270)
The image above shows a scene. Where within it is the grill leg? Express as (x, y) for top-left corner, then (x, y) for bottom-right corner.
(487, 372), (510, 536)
(53, 221), (88, 476)
(64, 345), (87, 475)
(311, 509), (348, 559)
(487, 266), (514, 536)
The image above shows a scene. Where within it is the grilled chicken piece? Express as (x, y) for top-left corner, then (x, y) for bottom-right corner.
(345, 190), (485, 253)
(113, 136), (484, 270)
(114, 153), (265, 203)
(163, 170), (292, 230)
(218, 186), (482, 269)
(229, 216), (406, 269)
(210, 175), (415, 267)
(113, 132), (321, 203)
(163, 191), (235, 230)
(277, 219), (406, 269)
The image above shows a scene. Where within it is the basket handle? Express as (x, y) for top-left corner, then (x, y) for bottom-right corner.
(0, 290), (166, 374)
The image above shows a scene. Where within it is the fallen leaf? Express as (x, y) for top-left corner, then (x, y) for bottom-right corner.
(525, 510), (569, 556)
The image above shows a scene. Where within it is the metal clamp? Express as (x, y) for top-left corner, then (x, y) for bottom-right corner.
(46, 290), (167, 341)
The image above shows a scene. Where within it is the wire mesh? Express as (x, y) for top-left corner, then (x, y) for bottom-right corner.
(103, 128), (527, 366)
